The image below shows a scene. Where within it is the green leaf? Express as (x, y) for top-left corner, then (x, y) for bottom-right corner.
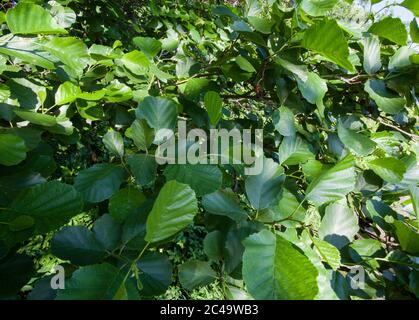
(74, 163), (125, 203)
(14, 110), (57, 127)
(55, 81), (81, 105)
(51, 226), (106, 266)
(0, 35), (56, 69)
(0, 254), (33, 298)
(92, 214), (122, 251)
(203, 230), (225, 261)
(301, 0), (339, 17)
(56, 263), (124, 300)
(133, 37), (162, 58)
(318, 201), (359, 249)
(296, 72), (328, 107)
(6, 3), (67, 35)
(5, 181), (83, 235)
(8, 215), (34, 232)
(204, 91), (223, 125)
(409, 185), (419, 228)
(0, 133), (26, 166)
(135, 96), (178, 144)
(242, 229), (318, 299)
(348, 238), (384, 268)
(263, 188), (306, 225)
(109, 188), (146, 223)
(235, 56), (256, 73)
(361, 34), (381, 75)
(400, 0), (419, 16)
(388, 46), (415, 71)
(368, 17), (407, 45)
(311, 237), (341, 270)
(120, 50), (150, 75)
(127, 119), (155, 151)
(178, 260), (217, 290)
(245, 158), (285, 210)
(305, 155), (356, 207)
(137, 252), (172, 296)
(410, 19), (419, 43)
(126, 154), (157, 186)
(364, 79), (406, 114)
(302, 19), (354, 71)
(145, 180), (198, 243)
(278, 135), (315, 165)
(394, 221), (419, 255)
(202, 190), (248, 222)
(274, 106), (296, 136)
(368, 157), (407, 183)
(248, 16), (274, 34)
(42, 37), (90, 78)
(103, 130), (124, 157)
(337, 120), (376, 156)
(164, 164), (222, 196)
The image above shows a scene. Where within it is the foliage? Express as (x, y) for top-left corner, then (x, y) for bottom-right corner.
(0, 0), (418, 300)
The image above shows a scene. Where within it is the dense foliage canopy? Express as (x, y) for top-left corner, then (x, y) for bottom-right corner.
(0, 0), (418, 300)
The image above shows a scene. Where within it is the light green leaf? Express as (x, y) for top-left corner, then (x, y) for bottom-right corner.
(311, 237), (341, 270)
(0, 35), (56, 69)
(120, 50), (150, 75)
(364, 79), (406, 114)
(202, 190), (248, 222)
(235, 56), (256, 73)
(245, 158), (285, 210)
(145, 180), (198, 243)
(361, 34), (381, 75)
(204, 91), (223, 125)
(296, 72), (328, 107)
(74, 163), (125, 203)
(410, 19), (419, 43)
(0, 133), (26, 166)
(301, 0), (339, 17)
(400, 0), (419, 16)
(305, 155), (356, 207)
(164, 164), (222, 196)
(369, 157), (407, 183)
(55, 82), (81, 105)
(242, 229), (318, 299)
(6, 3), (67, 35)
(394, 220), (419, 255)
(388, 46), (415, 71)
(42, 37), (90, 78)
(103, 130), (124, 157)
(318, 201), (359, 249)
(368, 17), (407, 45)
(248, 16), (274, 34)
(302, 19), (354, 71)
(132, 37), (162, 58)
(14, 110), (57, 127)
(178, 260), (217, 290)
(274, 106), (296, 136)
(337, 120), (376, 156)
(51, 226), (106, 266)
